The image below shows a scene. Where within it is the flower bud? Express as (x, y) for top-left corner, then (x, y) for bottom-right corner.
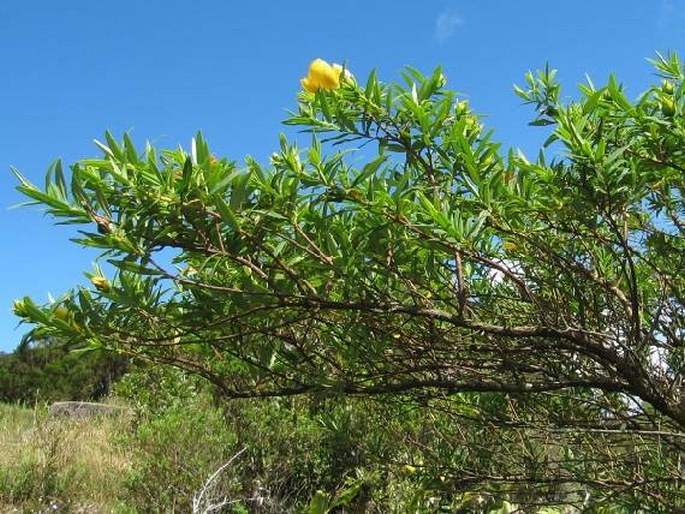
(662, 80), (675, 95)
(54, 306), (69, 321)
(661, 97), (676, 117)
(13, 299), (27, 317)
(456, 100), (469, 115)
(91, 276), (111, 292)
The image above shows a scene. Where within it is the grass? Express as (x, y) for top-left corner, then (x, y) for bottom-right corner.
(0, 402), (133, 512)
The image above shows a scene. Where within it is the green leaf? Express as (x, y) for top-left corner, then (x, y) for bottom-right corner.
(306, 490), (330, 514)
(104, 131), (124, 161)
(328, 481), (362, 509)
(351, 154), (387, 188)
(178, 156), (194, 197)
(208, 166), (241, 195)
(365, 69), (378, 99)
(107, 259), (162, 276)
(416, 191), (439, 218)
(192, 131), (210, 165)
(582, 88), (605, 114)
(214, 195), (241, 230)
(123, 133), (140, 164)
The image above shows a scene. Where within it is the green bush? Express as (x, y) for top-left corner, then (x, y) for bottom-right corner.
(122, 401), (239, 512)
(114, 366), (429, 511)
(15, 52), (685, 511)
(114, 362), (204, 418)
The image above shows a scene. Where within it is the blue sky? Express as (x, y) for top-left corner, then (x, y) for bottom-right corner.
(1, 1), (684, 352)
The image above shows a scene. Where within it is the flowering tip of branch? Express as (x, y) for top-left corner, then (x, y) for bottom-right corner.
(300, 58), (354, 94)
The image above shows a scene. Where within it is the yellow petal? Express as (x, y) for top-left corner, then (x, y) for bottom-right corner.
(310, 59), (339, 88)
(301, 58), (340, 92)
(301, 77), (317, 94)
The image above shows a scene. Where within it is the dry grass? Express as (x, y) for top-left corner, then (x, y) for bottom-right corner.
(0, 402), (134, 512)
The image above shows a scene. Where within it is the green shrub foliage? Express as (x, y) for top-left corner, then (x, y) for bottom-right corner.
(12, 52), (685, 510)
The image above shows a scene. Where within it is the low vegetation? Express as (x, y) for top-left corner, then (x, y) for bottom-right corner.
(2, 364), (682, 512)
(3, 366), (528, 513)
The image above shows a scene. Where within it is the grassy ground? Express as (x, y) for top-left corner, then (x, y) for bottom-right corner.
(0, 402), (133, 512)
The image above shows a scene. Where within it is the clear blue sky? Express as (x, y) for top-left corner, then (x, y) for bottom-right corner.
(1, 1), (684, 352)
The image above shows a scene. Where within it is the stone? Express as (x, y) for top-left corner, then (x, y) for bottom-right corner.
(48, 401), (127, 419)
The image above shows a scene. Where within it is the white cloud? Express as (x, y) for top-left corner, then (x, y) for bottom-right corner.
(434, 8), (464, 43)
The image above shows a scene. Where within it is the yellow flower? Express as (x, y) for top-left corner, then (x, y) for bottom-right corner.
(301, 58), (350, 93)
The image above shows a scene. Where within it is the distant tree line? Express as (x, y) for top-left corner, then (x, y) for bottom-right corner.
(0, 338), (128, 403)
